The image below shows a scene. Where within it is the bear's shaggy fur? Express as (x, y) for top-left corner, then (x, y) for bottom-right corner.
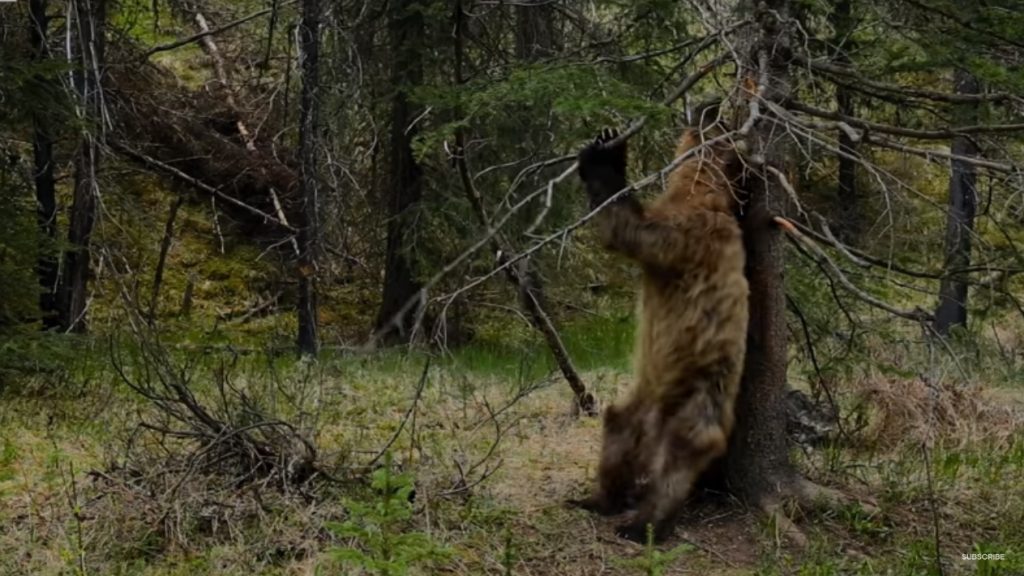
(573, 127), (748, 543)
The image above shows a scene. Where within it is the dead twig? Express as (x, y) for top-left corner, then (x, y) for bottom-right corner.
(775, 217), (933, 322)
(142, 2), (299, 59)
(365, 358), (431, 469)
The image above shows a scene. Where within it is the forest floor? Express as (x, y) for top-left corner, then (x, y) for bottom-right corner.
(2, 329), (1024, 576)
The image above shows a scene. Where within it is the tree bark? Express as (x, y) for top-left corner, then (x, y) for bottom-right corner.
(934, 67), (980, 335)
(516, 262), (597, 414)
(29, 0), (60, 329)
(296, 0), (321, 356)
(832, 0), (860, 243)
(515, 0), (560, 62)
(374, 0), (427, 344)
(723, 0), (800, 504)
(59, 0), (106, 333)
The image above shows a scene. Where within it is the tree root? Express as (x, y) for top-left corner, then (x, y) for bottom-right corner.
(795, 477), (879, 515)
(759, 496), (808, 548)
(755, 477), (879, 549)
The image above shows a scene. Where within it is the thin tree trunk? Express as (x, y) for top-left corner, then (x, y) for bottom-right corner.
(59, 0), (106, 333)
(832, 0), (860, 243)
(148, 194), (184, 323)
(181, 274), (195, 317)
(515, 0), (560, 62)
(374, 0), (426, 344)
(723, 0), (799, 503)
(296, 0), (321, 356)
(516, 263), (597, 414)
(193, 12), (256, 151)
(456, 165), (594, 413)
(513, 0), (558, 226)
(453, 0), (594, 413)
(29, 0), (60, 328)
(934, 67), (980, 335)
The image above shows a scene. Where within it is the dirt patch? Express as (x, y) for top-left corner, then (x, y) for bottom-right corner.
(479, 385), (763, 574)
(676, 504), (761, 569)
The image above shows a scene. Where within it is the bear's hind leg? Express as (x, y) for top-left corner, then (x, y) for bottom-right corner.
(570, 402), (647, 516)
(616, 401), (728, 543)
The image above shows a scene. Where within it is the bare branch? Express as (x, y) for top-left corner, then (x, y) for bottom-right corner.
(766, 165), (805, 217)
(111, 142), (298, 232)
(789, 218), (1022, 281)
(365, 358), (431, 469)
(792, 53), (1021, 105)
(901, 0), (1024, 50)
(789, 100), (1024, 140)
(775, 218), (933, 322)
(141, 2), (298, 59)
(864, 134), (1022, 174)
(663, 51), (732, 105)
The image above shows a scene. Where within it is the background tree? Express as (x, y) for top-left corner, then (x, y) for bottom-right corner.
(830, 0), (861, 244)
(451, 0), (594, 412)
(374, 0), (429, 344)
(515, 0), (560, 61)
(58, 0), (106, 332)
(28, 0), (60, 328)
(934, 70), (980, 335)
(296, 0), (321, 356)
(2, 0), (1024, 571)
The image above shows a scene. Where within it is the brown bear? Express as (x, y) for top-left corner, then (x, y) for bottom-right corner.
(572, 126), (749, 543)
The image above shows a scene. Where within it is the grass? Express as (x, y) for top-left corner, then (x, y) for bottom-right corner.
(1, 311), (1023, 576)
(441, 308), (635, 380)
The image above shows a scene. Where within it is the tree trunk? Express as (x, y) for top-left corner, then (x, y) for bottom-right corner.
(832, 0), (860, 243)
(934, 67), (980, 336)
(181, 274), (195, 317)
(192, 11), (257, 151)
(723, 0), (800, 504)
(296, 0), (321, 356)
(515, 262), (596, 414)
(487, 0), (592, 413)
(59, 0), (106, 333)
(148, 195), (184, 323)
(29, 0), (60, 329)
(515, 0), (560, 62)
(513, 0), (558, 225)
(374, 0), (426, 344)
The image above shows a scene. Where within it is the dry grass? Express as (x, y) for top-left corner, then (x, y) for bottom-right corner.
(850, 371), (1024, 449)
(2, 346), (1024, 576)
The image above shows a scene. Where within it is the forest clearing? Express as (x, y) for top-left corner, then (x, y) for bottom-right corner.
(2, 0), (1024, 574)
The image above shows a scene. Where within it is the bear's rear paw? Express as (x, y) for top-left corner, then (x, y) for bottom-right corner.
(615, 518), (672, 544)
(614, 520), (651, 543)
(567, 494), (627, 517)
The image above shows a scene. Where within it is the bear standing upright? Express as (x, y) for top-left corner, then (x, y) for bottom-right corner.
(573, 127), (749, 543)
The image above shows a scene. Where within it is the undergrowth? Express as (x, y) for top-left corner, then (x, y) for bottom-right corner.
(1, 310), (1023, 575)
